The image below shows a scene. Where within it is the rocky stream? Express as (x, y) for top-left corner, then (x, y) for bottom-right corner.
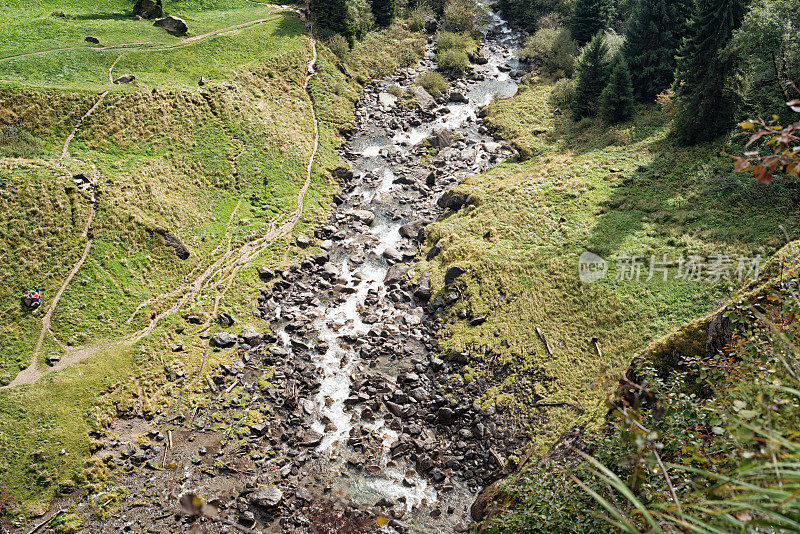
(15, 4), (536, 534)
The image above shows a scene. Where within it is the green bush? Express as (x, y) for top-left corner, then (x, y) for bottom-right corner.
(443, 0), (479, 33)
(520, 26), (577, 78)
(436, 31), (475, 52)
(0, 127), (45, 158)
(548, 77), (576, 110)
(436, 48), (470, 77)
(408, 6), (428, 32)
(388, 85), (404, 97)
(415, 71), (449, 98)
(326, 34), (350, 62)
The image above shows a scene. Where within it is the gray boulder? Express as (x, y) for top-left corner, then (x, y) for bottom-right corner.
(114, 74), (136, 84)
(449, 92), (469, 103)
(410, 85), (436, 110)
(437, 190), (473, 211)
(399, 220), (428, 242)
(444, 266), (466, 286)
(164, 231), (190, 259)
(250, 486), (283, 508)
(154, 15), (188, 35)
(348, 209), (375, 226)
(426, 129), (452, 149)
(384, 264), (411, 285)
(211, 332), (237, 348)
(240, 328), (261, 347)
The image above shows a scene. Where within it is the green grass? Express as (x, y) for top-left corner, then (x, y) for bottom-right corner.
(0, 0), (301, 90)
(417, 79), (800, 452)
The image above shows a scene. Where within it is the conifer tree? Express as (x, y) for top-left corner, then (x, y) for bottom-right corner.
(372, 0), (396, 27)
(310, 0), (349, 37)
(570, 0), (609, 46)
(600, 56), (635, 123)
(673, 0), (747, 145)
(622, 0), (693, 102)
(572, 32), (611, 120)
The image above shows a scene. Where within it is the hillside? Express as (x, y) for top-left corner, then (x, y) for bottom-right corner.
(0, 0), (425, 518)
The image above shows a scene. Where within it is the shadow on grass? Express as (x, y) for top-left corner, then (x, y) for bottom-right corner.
(586, 139), (800, 259)
(271, 14), (304, 39)
(71, 12), (131, 21)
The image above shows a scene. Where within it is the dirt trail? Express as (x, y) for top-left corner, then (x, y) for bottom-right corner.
(131, 21), (318, 341)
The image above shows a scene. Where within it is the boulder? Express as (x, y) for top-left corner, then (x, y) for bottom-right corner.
(399, 220), (427, 242)
(133, 0), (163, 19)
(437, 190), (472, 211)
(46, 354), (61, 365)
(385, 264), (411, 285)
(250, 486), (283, 508)
(113, 74), (136, 84)
(426, 241), (442, 261)
(413, 272), (432, 302)
(240, 328), (261, 347)
(154, 15), (188, 35)
(296, 234), (311, 248)
(444, 266), (466, 286)
(449, 92), (469, 103)
(85, 36), (100, 44)
(301, 430), (323, 447)
(426, 129), (452, 149)
(410, 86), (436, 111)
(164, 231), (189, 259)
(211, 332), (237, 348)
(378, 92), (398, 108)
(217, 312), (234, 327)
(348, 209), (375, 226)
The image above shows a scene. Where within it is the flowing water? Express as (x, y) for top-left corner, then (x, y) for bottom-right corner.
(270, 3), (523, 530)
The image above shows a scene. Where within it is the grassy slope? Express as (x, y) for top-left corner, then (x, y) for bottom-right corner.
(418, 79), (799, 454)
(0, 0), (425, 515)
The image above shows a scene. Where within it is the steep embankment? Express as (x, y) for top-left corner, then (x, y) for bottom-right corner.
(0, 0), (425, 515)
(413, 78), (799, 510)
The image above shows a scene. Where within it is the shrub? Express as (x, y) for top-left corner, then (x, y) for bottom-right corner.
(416, 71), (449, 98)
(388, 85), (404, 97)
(537, 11), (564, 30)
(326, 34), (350, 61)
(548, 77), (576, 111)
(436, 48), (470, 77)
(443, 0), (479, 33)
(408, 6), (428, 32)
(0, 127), (44, 158)
(436, 31), (475, 53)
(520, 26), (577, 78)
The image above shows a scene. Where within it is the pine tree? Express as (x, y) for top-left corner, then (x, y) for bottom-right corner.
(600, 56), (635, 123)
(310, 0), (349, 37)
(372, 0), (396, 27)
(622, 0), (694, 102)
(570, 0), (609, 46)
(572, 32), (611, 120)
(674, 0), (747, 145)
